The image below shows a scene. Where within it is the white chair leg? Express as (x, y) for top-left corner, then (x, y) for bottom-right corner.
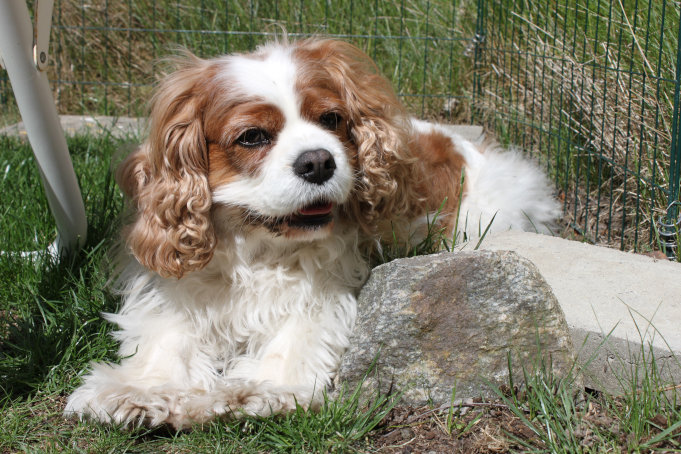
(0, 1), (87, 255)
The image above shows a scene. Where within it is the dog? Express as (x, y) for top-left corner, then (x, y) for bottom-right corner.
(65, 38), (559, 428)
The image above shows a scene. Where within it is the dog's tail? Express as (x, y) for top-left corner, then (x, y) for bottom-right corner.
(454, 137), (561, 237)
(411, 122), (562, 239)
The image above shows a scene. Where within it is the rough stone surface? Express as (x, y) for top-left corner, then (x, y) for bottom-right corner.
(337, 250), (576, 405)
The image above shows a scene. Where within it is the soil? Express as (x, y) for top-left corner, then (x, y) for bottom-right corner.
(370, 402), (531, 453)
(368, 396), (680, 453)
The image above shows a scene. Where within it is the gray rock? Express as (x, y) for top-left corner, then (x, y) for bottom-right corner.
(337, 250), (576, 405)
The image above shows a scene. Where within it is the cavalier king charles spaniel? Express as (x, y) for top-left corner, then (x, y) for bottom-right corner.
(65, 38), (559, 428)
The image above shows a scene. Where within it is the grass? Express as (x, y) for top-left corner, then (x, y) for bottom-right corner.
(0, 134), (123, 399)
(486, 344), (681, 453)
(0, 0), (475, 125)
(372, 334), (681, 452)
(0, 384), (396, 453)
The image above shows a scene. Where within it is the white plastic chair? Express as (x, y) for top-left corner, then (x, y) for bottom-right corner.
(0, 0), (87, 256)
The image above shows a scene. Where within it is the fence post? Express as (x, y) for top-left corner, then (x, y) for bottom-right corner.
(660, 14), (681, 258)
(669, 13), (681, 214)
(470, 0), (487, 124)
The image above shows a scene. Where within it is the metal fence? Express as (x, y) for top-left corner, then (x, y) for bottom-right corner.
(473, 0), (681, 256)
(1, 0), (680, 254)
(0, 1), (475, 120)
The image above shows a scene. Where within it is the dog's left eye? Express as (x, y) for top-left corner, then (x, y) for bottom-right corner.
(319, 112), (342, 130)
(236, 128), (270, 147)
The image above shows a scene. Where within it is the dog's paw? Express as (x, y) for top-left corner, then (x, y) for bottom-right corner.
(182, 383), (308, 422)
(240, 388), (304, 416)
(65, 376), (316, 429)
(65, 383), (191, 429)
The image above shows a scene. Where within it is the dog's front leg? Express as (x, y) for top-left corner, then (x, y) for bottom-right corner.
(64, 314), (215, 428)
(216, 292), (357, 416)
(173, 290), (358, 423)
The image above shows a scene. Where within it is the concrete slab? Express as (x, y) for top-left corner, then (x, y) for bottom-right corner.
(441, 124), (484, 142)
(472, 231), (681, 395)
(0, 115), (147, 139)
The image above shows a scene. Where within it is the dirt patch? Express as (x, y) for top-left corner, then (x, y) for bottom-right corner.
(368, 395), (681, 453)
(371, 402), (529, 453)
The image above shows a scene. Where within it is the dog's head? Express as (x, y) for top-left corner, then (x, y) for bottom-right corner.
(118, 39), (416, 278)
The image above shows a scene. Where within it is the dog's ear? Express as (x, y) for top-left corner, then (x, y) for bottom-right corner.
(117, 54), (216, 279)
(299, 40), (422, 233)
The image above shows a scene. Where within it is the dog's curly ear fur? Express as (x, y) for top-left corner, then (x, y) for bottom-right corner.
(296, 39), (422, 234)
(117, 54), (216, 278)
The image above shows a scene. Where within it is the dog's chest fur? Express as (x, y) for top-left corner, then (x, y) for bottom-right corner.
(112, 224), (368, 383)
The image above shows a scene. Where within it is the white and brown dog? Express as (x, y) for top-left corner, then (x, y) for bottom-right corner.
(65, 38), (559, 428)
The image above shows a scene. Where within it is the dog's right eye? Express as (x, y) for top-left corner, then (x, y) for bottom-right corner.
(236, 128), (270, 147)
(319, 112), (342, 131)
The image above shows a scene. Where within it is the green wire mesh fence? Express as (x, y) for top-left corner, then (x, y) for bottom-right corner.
(472, 0), (681, 256)
(1, 0), (679, 255)
(0, 1), (475, 121)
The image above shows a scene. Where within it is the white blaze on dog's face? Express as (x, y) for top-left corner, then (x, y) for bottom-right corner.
(207, 45), (356, 241)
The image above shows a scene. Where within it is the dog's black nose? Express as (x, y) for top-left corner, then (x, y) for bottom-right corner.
(293, 149), (336, 185)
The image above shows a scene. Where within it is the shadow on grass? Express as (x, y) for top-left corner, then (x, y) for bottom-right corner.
(0, 135), (128, 398)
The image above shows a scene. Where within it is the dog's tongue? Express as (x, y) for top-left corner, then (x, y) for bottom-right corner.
(299, 202), (333, 216)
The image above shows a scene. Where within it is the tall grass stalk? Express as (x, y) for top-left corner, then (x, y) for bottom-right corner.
(489, 326), (681, 452)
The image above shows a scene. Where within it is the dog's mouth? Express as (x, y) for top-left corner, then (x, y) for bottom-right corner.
(288, 200), (334, 229)
(241, 199), (336, 238)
